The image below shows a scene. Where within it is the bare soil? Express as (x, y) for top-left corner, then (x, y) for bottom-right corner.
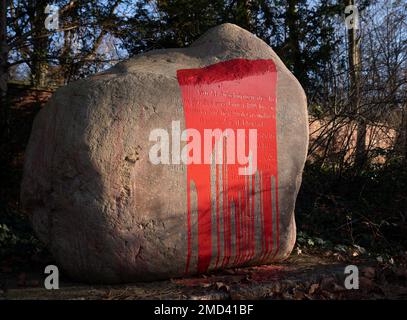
(1, 253), (406, 300)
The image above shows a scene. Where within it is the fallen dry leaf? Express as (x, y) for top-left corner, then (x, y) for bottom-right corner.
(293, 289), (306, 300)
(361, 267), (376, 279)
(308, 283), (319, 294)
(332, 283), (345, 292)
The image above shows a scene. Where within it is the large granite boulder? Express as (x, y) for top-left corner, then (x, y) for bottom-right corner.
(21, 23), (308, 283)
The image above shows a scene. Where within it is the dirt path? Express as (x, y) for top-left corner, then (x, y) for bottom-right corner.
(2, 253), (406, 300)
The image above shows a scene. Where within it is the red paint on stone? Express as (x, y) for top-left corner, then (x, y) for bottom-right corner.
(177, 59), (279, 274)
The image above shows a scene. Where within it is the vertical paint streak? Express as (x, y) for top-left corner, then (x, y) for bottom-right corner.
(254, 171), (262, 257)
(217, 140), (224, 269)
(223, 141), (231, 267)
(260, 177), (266, 262)
(241, 174), (248, 264)
(190, 180), (199, 272)
(209, 150), (217, 270)
(185, 173), (191, 273)
(250, 168), (255, 261)
(186, 180), (199, 273)
(238, 191), (243, 265)
(230, 201), (236, 265)
(274, 175), (280, 259)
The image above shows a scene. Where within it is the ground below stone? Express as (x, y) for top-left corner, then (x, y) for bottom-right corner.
(1, 253), (406, 300)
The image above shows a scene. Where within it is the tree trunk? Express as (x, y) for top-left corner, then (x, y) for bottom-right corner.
(236, 0), (252, 31)
(347, 0), (366, 168)
(0, 0), (8, 132)
(286, 0), (301, 78)
(30, 0), (49, 87)
(402, 105), (407, 166)
(401, 68), (407, 165)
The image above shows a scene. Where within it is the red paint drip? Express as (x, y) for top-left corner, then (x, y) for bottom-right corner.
(177, 59), (279, 274)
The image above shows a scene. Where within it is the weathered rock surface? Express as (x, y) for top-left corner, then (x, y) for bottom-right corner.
(21, 23), (308, 283)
